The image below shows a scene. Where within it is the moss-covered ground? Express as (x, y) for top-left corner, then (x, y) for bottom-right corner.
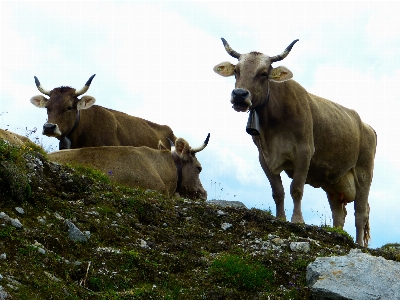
(0, 138), (399, 299)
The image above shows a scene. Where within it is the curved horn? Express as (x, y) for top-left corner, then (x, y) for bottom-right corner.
(75, 74), (96, 96)
(191, 133), (210, 153)
(167, 137), (176, 152)
(34, 76), (51, 96)
(270, 39), (299, 63)
(221, 38), (241, 59)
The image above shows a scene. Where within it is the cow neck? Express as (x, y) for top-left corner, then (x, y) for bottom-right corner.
(171, 151), (183, 193)
(58, 110), (81, 150)
(251, 81), (270, 112)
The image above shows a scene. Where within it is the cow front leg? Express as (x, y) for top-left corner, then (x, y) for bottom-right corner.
(258, 150), (286, 220)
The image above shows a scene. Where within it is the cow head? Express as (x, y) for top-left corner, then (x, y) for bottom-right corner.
(160, 133), (210, 200)
(213, 39), (298, 112)
(30, 75), (96, 138)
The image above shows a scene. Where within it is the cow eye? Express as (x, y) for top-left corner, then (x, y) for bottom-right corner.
(67, 106), (72, 111)
(260, 72), (268, 78)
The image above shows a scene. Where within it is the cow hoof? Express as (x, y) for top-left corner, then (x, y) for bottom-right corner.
(291, 216), (305, 223)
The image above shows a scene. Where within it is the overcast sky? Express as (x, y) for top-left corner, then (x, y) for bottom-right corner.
(1, 1), (399, 248)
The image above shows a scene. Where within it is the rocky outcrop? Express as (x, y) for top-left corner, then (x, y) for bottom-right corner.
(307, 248), (400, 300)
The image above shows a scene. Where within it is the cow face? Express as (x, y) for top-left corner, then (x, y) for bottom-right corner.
(30, 75), (96, 138)
(214, 39), (298, 112)
(162, 134), (210, 200)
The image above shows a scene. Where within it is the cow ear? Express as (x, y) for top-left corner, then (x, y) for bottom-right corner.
(213, 62), (235, 77)
(268, 66), (293, 82)
(30, 95), (48, 108)
(77, 96), (96, 110)
(175, 138), (190, 160)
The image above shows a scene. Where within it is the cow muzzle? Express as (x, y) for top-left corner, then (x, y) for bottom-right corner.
(231, 88), (252, 112)
(42, 123), (62, 137)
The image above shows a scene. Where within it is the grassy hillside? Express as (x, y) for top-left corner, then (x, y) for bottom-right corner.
(0, 138), (399, 299)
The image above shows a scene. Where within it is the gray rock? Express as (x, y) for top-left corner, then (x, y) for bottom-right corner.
(221, 222), (232, 230)
(0, 254), (6, 260)
(10, 218), (22, 229)
(290, 242), (310, 253)
(0, 285), (9, 300)
(207, 200), (247, 208)
(15, 207), (24, 215)
(307, 249), (400, 300)
(65, 220), (88, 242)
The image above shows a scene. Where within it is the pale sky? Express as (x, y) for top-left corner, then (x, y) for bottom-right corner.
(1, 1), (400, 248)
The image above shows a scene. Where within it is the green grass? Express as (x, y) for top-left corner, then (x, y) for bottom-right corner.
(321, 225), (354, 241)
(209, 253), (274, 291)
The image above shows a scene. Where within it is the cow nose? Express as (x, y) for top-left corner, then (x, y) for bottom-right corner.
(43, 123), (56, 132)
(232, 88), (249, 101)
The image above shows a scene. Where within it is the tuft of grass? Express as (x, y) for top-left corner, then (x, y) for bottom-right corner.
(321, 225), (354, 241)
(66, 163), (111, 185)
(209, 253), (274, 291)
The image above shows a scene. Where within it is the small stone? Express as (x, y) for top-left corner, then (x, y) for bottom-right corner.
(140, 239), (150, 249)
(0, 253), (6, 260)
(290, 242), (310, 253)
(65, 220), (88, 242)
(54, 212), (64, 220)
(15, 207), (24, 215)
(37, 217), (46, 225)
(10, 218), (22, 229)
(272, 238), (284, 245)
(37, 248), (46, 255)
(221, 223), (232, 230)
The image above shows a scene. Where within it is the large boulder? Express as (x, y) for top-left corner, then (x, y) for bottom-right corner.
(307, 249), (400, 300)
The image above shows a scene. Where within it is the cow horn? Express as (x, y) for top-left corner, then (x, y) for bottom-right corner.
(167, 137), (175, 152)
(75, 74), (96, 96)
(221, 38), (241, 59)
(191, 133), (210, 153)
(270, 39), (299, 63)
(34, 76), (51, 96)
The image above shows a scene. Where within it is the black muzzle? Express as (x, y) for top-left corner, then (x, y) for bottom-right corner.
(43, 123), (57, 135)
(231, 88), (249, 102)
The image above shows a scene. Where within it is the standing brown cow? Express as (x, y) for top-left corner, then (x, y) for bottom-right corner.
(30, 75), (176, 150)
(214, 38), (376, 247)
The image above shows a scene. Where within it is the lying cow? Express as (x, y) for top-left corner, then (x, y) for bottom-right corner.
(30, 75), (176, 150)
(214, 38), (377, 247)
(47, 134), (210, 200)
